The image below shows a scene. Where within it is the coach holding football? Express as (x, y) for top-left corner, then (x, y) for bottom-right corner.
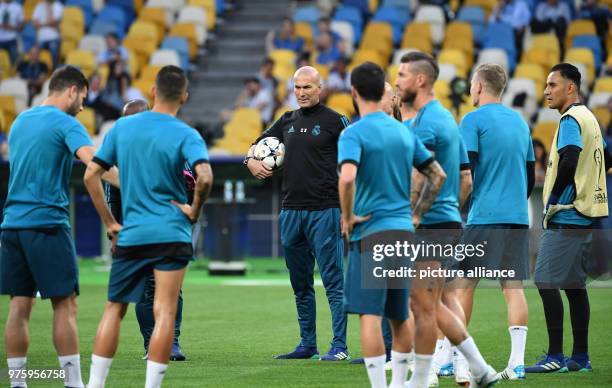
(245, 66), (350, 361)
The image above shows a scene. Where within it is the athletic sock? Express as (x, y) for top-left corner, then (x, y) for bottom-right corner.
(87, 355), (112, 388)
(456, 336), (488, 378)
(389, 351), (410, 388)
(538, 288), (564, 354)
(508, 326), (528, 368)
(145, 360), (168, 388)
(7, 357), (27, 387)
(408, 354), (432, 388)
(433, 337), (451, 368)
(58, 354), (84, 388)
(363, 354), (387, 388)
(565, 288), (590, 355)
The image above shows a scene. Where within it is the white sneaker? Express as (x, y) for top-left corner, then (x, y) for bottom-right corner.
(385, 360), (392, 371)
(428, 367), (439, 387)
(454, 355), (470, 386)
(496, 365), (525, 380)
(469, 365), (499, 388)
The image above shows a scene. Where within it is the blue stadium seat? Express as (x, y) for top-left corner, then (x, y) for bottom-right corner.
(343, 0), (370, 17)
(572, 35), (602, 73)
(106, 0), (136, 26)
(333, 5), (364, 43)
(96, 5), (128, 34)
(382, 0), (411, 10)
(216, 0), (224, 15)
(293, 6), (320, 25)
(90, 20), (123, 39)
(19, 22), (37, 53)
(484, 22), (516, 71)
(161, 37), (190, 70)
(372, 6), (410, 45)
(457, 6), (486, 46)
(66, 0), (94, 25)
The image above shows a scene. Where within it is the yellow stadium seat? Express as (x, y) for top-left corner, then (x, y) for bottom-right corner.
(169, 23), (199, 59)
(274, 105), (293, 121)
(594, 77), (612, 92)
(443, 36), (474, 68)
(127, 50), (140, 78)
(139, 65), (163, 82)
(23, 0), (38, 22)
(521, 48), (557, 76)
(360, 22), (393, 58)
(369, 0), (379, 13)
(0, 109), (5, 133)
(532, 122), (558, 154)
(132, 78), (154, 101)
(276, 81), (288, 102)
(128, 21), (160, 46)
(133, 0), (145, 12)
(386, 63), (400, 87)
(565, 20), (597, 50)
(230, 108), (263, 130)
(98, 64), (109, 89)
(360, 35), (393, 60)
(434, 80), (450, 100)
(401, 22), (433, 53)
(464, 0), (497, 18)
(76, 108), (96, 137)
(269, 49), (296, 68)
(607, 53), (612, 68)
(363, 22), (393, 46)
(312, 63), (330, 80)
(65, 50), (96, 78)
(38, 49), (53, 75)
(60, 24), (84, 61)
(593, 106), (610, 129)
(514, 63), (545, 101)
(445, 22), (473, 45)
(138, 8), (166, 39)
(349, 49), (386, 70)
(0, 95), (16, 131)
(564, 48), (595, 84)
(530, 34), (560, 63)
(438, 49), (467, 77)
(0, 50), (13, 79)
(187, 0), (216, 30)
(123, 37), (158, 69)
(61, 6), (85, 34)
(295, 22), (313, 51)
(458, 102), (476, 121)
(327, 93), (356, 118)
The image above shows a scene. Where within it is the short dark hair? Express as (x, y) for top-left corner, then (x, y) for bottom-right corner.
(48, 65), (89, 93)
(155, 65), (188, 102)
(350, 62), (385, 102)
(400, 51), (439, 84)
(105, 32), (118, 41)
(551, 63), (581, 88)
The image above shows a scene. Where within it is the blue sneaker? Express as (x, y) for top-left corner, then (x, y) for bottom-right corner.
(565, 353), (592, 372)
(170, 342), (186, 361)
(274, 345), (319, 359)
(438, 362), (454, 376)
(525, 353), (568, 373)
(320, 347), (350, 361)
(497, 365), (525, 380)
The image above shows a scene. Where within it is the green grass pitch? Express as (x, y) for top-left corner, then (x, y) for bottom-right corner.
(1, 259), (611, 387)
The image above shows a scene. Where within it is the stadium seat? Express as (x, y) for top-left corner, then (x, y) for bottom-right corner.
(269, 49), (297, 79)
(295, 22), (314, 51)
(484, 22), (516, 72)
(588, 92), (610, 109)
(161, 37), (190, 70)
(386, 63), (399, 86)
(60, 23), (84, 62)
(343, 0), (370, 17)
(521, 47), (556, 76)
(139, 65), (163, 82)
(79, 35), (107, 58)
(464, 0), (497, 18)
(333, 5), (364, 43)
(476, 48), (509, 74)
(445, 21), (474, 44)
(330, 21), (355, 56)
(293, 6), (320, 25)
(443, 35), (474, 68)
(458, 102), (476, 120)
(274, 105), (293, 121)
(456, 6), (486, 46)
(382, 0), (411, 10)
(532, 121), (558, 153)
(97, 5), (128, 33)
(502, 78), (538, 122)
(0, 50), (13, 79)
(438, 63), (458, 82)
(187, 0), (216, 30)
(77, 107), (96, 137)
(66, 0), (95, 25)
(360, 22), (393, 58)
(536, 107), (561, 124)
(177, 6), (208, 45)
(438, 49), (468, 77)
(565, 20), (596, 51)
(132, 78), (154, 101)
(138, 7), (167, 37)
(372, 6), (411, 45)
(127, 50), (140, 77)
(62, 6), (85, 36)
(0, 95), (17, 129)
(38, 50), (53, 75)
(434, 80), (450, 100)
(23, 0), (38, 22)
(312, 63), (330, 80)
(231, 108), (263, 132)
(328, 93), (356, 118)
(65, 50), (96, 78)
(514, 63), (545, 101)
(90, 20), (122, 39)
(0, 78), (28, 113)
(565, 48), (595, 85)
(401, 22), (433, 53)
(392, 48), (415, 64)
(169, 23), (199, 59)
(123, 37), (157, 69)
(150, 50), (181, 68)
(415, 5), (446, 45)
(350, 49), (386, 70)
(572, 35), (602, 74)
(594, 77), (612, 93)
(127, 21), (160, 46)
(593, 106), (610, 129)
(148, 0), (183, 26)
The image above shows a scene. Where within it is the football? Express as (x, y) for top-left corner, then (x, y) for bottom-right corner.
(254, 137), (285, 169)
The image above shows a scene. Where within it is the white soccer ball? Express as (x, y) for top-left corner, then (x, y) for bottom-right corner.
(254, 137), (285, 169)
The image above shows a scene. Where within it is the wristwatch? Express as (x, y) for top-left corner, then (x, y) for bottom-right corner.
(243, 156), (252, 165)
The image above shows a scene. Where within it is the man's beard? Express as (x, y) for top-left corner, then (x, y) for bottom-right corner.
(67, 100), (80, 116)
(400, 90), (417, 107)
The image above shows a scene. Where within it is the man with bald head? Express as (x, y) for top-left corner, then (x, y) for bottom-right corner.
(246, 66), (351, 361)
